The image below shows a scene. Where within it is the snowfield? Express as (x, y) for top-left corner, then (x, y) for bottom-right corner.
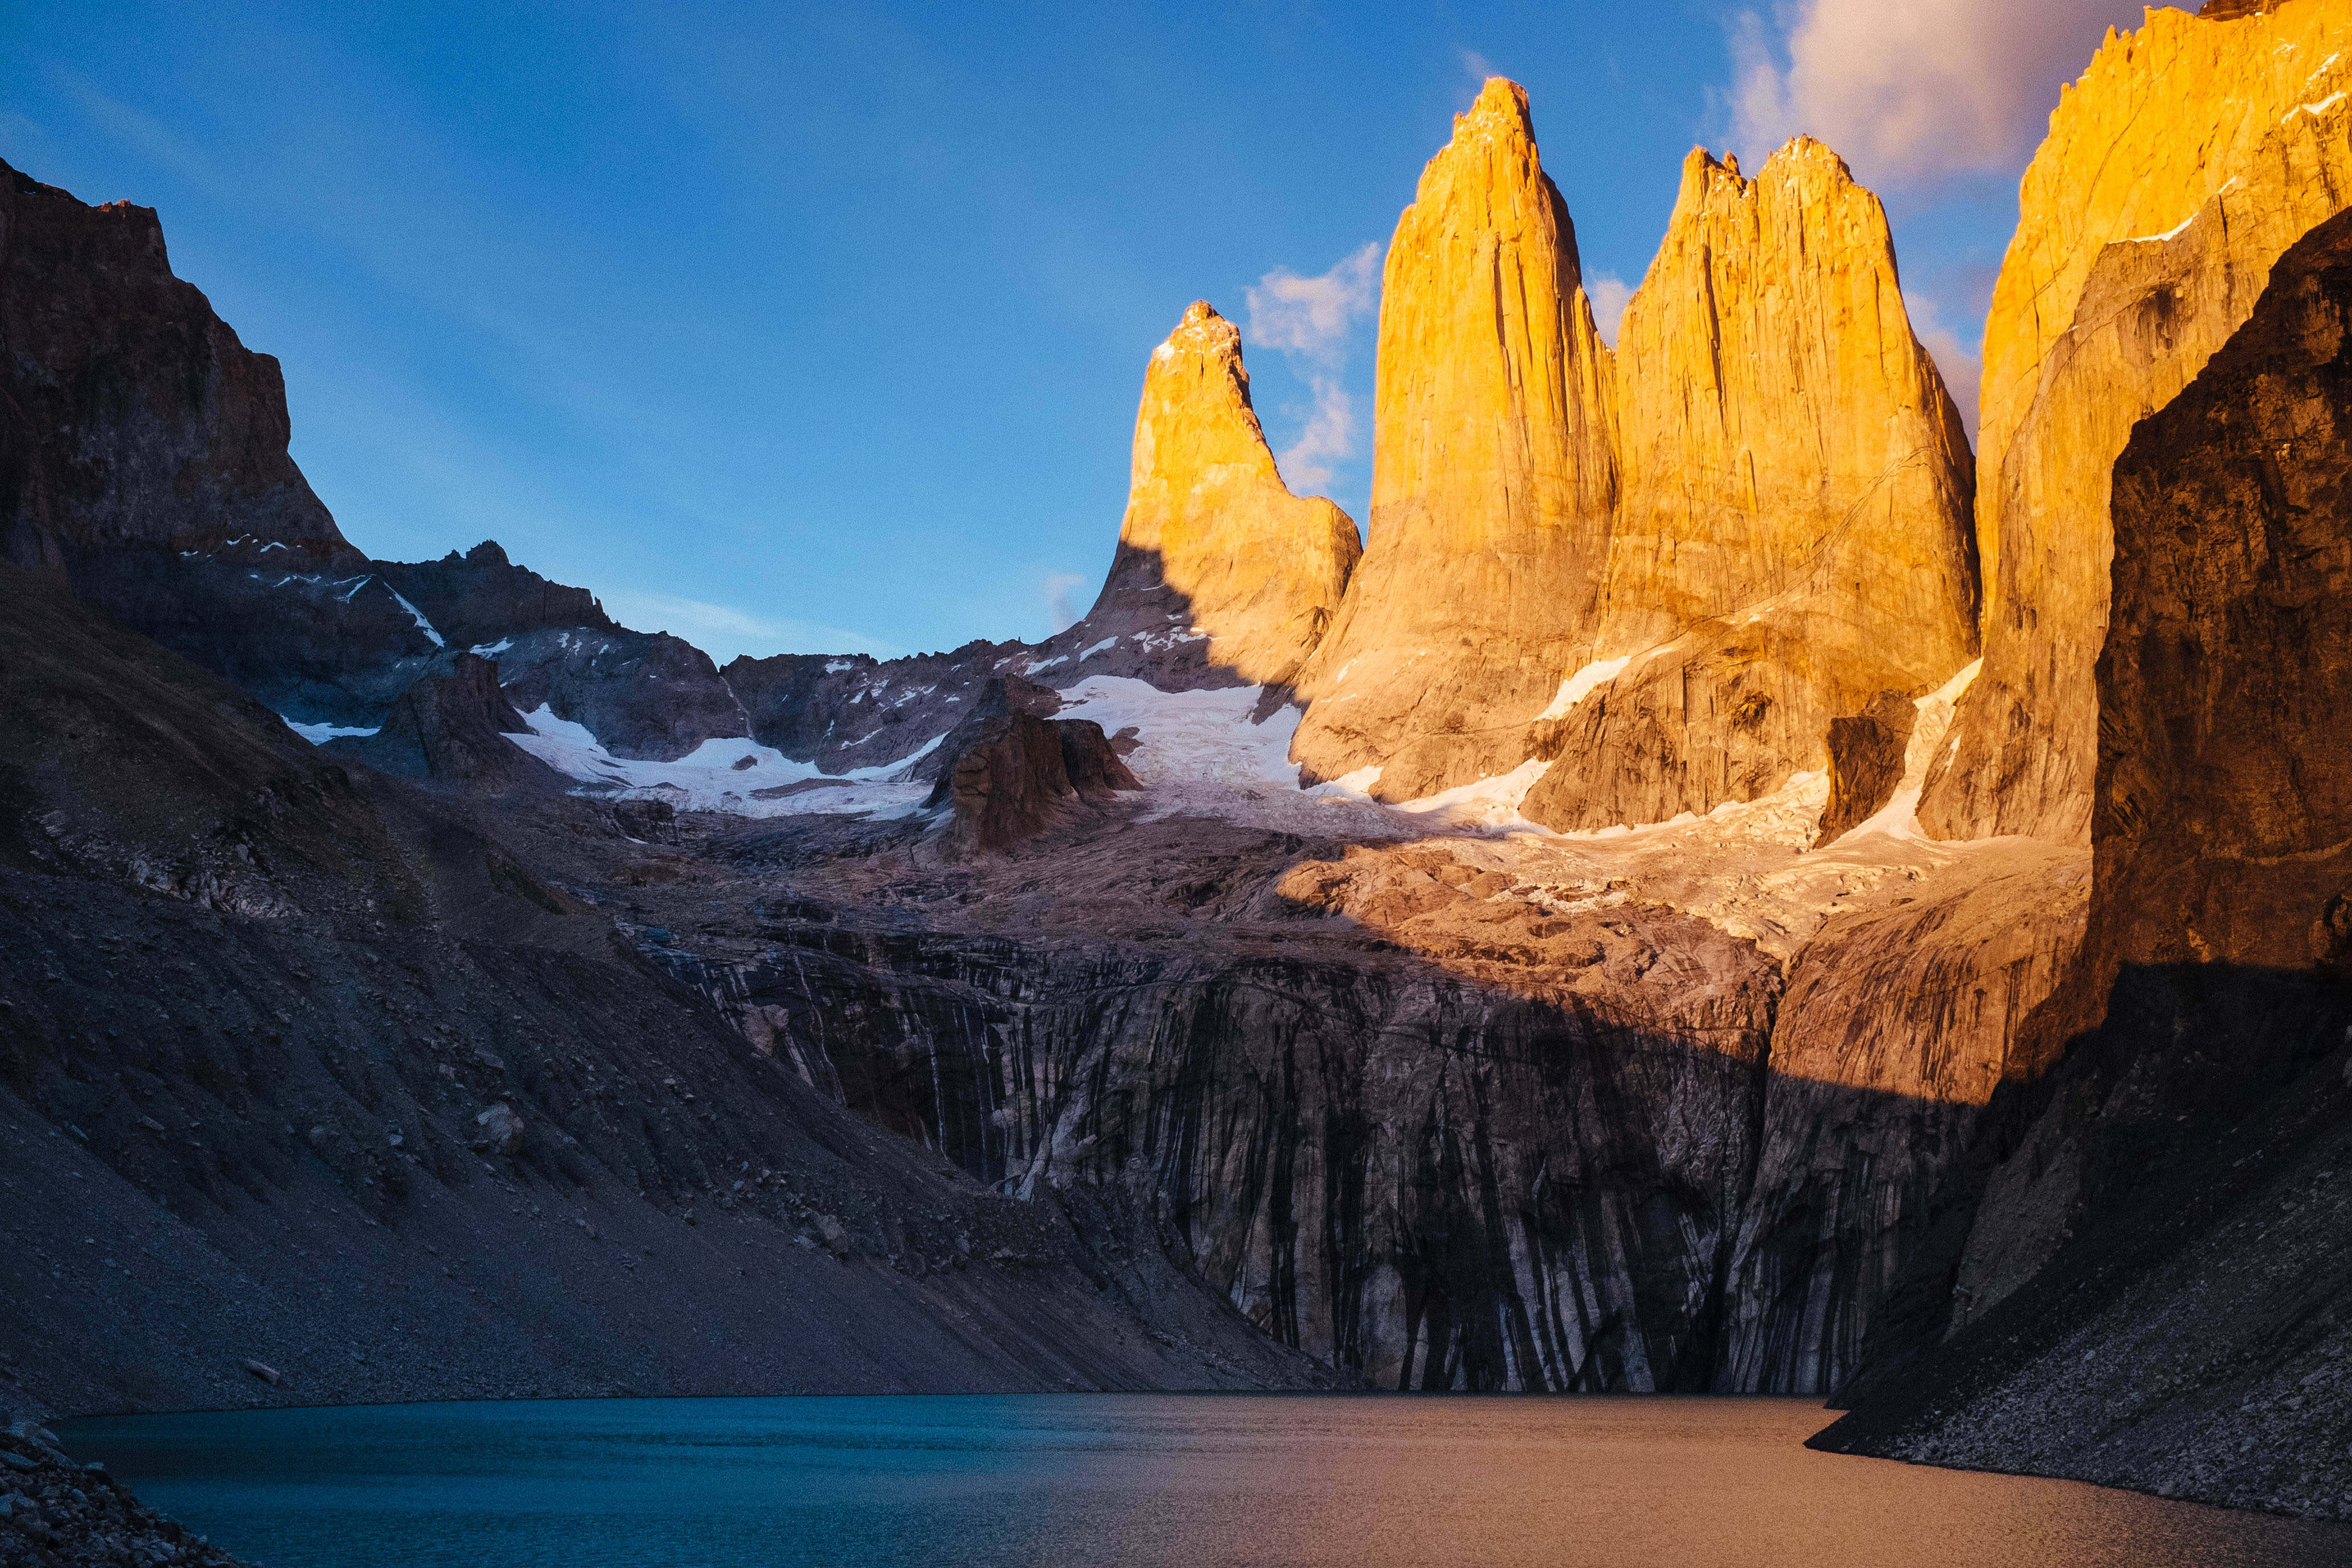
(506, 707), (940, 820)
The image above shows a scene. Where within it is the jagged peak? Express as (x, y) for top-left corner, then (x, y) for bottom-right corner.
(1155, 299), (1243, 363)
(1673, 137), (1861, 213)
(1453, 76), (1535, 143)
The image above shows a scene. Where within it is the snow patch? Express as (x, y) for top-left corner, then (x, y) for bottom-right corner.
(1391, 759), (1557, 833)
(1078, 637), (1118, 661)
(2124, 211), (2200, 244)
(2286, 91), (2347, 125)
(1539, 655), (1635, 719)
(469, 638), (514, 657)
(505, 707), (936, 820)
(282, 718), (380, 745)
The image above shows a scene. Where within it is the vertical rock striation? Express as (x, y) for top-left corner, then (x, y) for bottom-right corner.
(1063, 302), (1360, 690)
(1289, 78), (1617, 802)
(1520, 139), (1976, 833)
(1921, 0), (2352, 844)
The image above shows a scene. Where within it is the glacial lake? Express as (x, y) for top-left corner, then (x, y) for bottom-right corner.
(56, 1394), (2352, 1567)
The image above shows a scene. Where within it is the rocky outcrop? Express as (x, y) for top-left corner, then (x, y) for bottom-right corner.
(1717, 842), (2088, 1394)
(1060, 302), (1359, 690)
(0, 158), (347, 570)
(322, 652), (556, 796)
(727, 640), (1033, 776)
(377, 540), (614, 649)
(1520, 139), (1976, 833)
(482, 624), (746, 761)
(1816, 691), (1917, 845)
(0, 1422), (247, 1567)
(682, 820), (1782, 1391)
(919, 678), (1139, 852)
(1817, 208), (2352, 1517)
(1288, 79), (1618, 802)
(1921, 0), (2352, 844)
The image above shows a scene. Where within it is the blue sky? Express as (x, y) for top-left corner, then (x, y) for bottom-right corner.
(1, 0), (2142, 661)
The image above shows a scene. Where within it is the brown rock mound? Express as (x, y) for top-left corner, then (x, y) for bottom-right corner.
(324, 652), (556, 796)
(1064, 302), (1360, 690)
(921, 678), (1139, 852)
(1288, 78), (1618, 801)
(1921, 0), (2352, 844)
(1520, 138), (1976, 832)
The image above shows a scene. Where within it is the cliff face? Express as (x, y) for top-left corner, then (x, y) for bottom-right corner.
(1818, 207), (2352, 1518)
(1521, 140), (1977, 832)
(1288, 79), (1617, 802)
(0, 159), (347, 569)
(1064, 302), (1359, 690)
(667, 817), (1786, 1393)
(1921, 0), (2352, 843)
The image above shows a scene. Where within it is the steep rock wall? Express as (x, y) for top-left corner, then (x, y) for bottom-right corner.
(0, 158), (346, 568)
(1522, 140), (1977, 833)
(1921, 0), (2352, 843)
(1289, 78), (1617, 802)
(1818, 206), (2352, 1518)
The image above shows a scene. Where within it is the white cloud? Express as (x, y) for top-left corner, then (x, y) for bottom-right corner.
(1729, 0), (2144, 186)
(1908, 295), (1984, 442)
(1244, 243), (1380, 366)
(597, 588), (899, 665)
(1042, 571), (1088, 632)
(1586, 273), (1634, 349)
(1276, 378), (1357, 491)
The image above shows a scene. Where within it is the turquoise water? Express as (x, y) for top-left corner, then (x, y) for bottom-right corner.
(57, 1394), (2352, 1568)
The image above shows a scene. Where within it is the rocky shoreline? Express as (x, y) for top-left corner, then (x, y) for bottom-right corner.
(0, 1420), (247, 1568)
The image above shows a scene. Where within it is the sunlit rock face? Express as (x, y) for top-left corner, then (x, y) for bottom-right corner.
(1066, 301), (1360, 690)
(1920, 0), (2352, 844)
(1820, 208), (2352, 1517)
(1289, 77), (1618, 802)
(1519, 139), (1975, 833)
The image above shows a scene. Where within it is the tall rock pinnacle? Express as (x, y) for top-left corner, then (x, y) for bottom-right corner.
(1521, 138), (1978, 832)
(1288, 77), (1618, 801)
(1069, 301), (1360, 688)
(1920, 0), (2352, 844)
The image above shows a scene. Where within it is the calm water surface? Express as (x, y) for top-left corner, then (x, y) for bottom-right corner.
(57, 1395), (2352, 1568)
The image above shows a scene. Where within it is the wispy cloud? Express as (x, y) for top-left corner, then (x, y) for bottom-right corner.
(1585, 273), (1634, 349)
(598, 588), (899, 664)
(1041, 571), (1089, 632)
(1277, 378), (1357, 490)
(1244, 243), (1380, 367)
(1907, 295), (1983, 442)
(1728, 0), (2142, 187)
(1245, 245), (1381, 498)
